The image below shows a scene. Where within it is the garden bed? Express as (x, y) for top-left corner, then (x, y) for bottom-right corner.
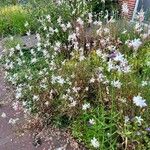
(0, 0), (150, 149)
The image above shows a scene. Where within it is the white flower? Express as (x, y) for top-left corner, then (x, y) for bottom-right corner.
(68, 33), (77, 41)
(36, 33), (41, 41)
(54, 28), (59, 33)
(79, 55), (85, 61)
(9, 48), (15, 57)
(77, 18), (84, 26)
(96, 49), (102, 57)
(88, 13), (93, 23)
(67, 22), (71, 28)
(130, 39), (142, 51)
(10, 36), (14, 41)
(55, 41), (61, 47)
(15, 92), (22, 99)
(90, 77), (95, 83)
(111, 80), (122, 89)
(57, 16), (62, 24)
(56, 0), (63, 5)
(33, 95), (39, 101)
(46, 15), (51, 21)
(69, 101), (77, 107)
(122, 30), (127, 34)
(135, 116), (143, 125)
(15, 44), (21, 50)
(135, 23), (142, 32)
(60, 23), (67, 31)
(54, 41), (61, 51)
(89, 118), (96, 125)
(45, 101), (49, 106)
(1, 112), (6, 118)
(85, 87), (89, 91)
(8, 118), (19, 125)
(124, 116), (129, 124)
(91, 137), (100, 148)
(72, 87), (80, 93)
(133, 95), (147, 108)
(24, 21), (29, 27)
(141, 81), (148, 87)
(107, 60), (115, 72)
(114, 52), (124, 62)
(82, 103), (90, 110)
(122, 2), (129, 15)
(57, 76), (65, 85)
(12, 101), (19, 111)
(137, 9), (145, 22)
(26, 30), (31, 36)
(31, 58), (37, 63)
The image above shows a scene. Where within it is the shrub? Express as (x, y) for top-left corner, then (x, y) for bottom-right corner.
(87, 0), (119, 16)
(0, 5), (34, 36)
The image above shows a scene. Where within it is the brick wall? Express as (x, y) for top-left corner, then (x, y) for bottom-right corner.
(119, 0), (136, 19)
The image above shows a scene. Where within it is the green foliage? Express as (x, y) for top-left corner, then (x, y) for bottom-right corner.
(138, 41), (150, 72)
(72, 107), (118, 149)
(0, 0), (12, 6)
(0, 5), (34, 36)
(87, 0), (119, 16)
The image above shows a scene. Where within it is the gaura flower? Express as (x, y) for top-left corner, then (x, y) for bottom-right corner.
(89, 118), (96, 125)
(122, 2), (129, 15)
(133, 95), (147, 108)
(135, 116), (143, 125)
(130, 39), (142, 51)
(1, 112), (6, 118)
(111, 80), (122, 89)
(91, 137), (100, 148)
(82, 103), (90, 110)
(124, 116), (130, 124)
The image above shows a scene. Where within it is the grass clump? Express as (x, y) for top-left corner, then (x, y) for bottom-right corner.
(4, 36), (23, 49)
(0, 5), (34, 36)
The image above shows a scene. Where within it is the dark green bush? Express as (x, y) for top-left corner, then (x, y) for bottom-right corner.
(88, 0), (119, 15)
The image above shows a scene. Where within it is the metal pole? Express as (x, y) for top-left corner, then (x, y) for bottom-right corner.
(131, 0), (139, 21)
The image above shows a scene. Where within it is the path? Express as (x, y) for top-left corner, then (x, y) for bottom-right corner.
(0, 38), (85, 150)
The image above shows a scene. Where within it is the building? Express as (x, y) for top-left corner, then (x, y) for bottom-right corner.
(119, 0), (150, 21)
